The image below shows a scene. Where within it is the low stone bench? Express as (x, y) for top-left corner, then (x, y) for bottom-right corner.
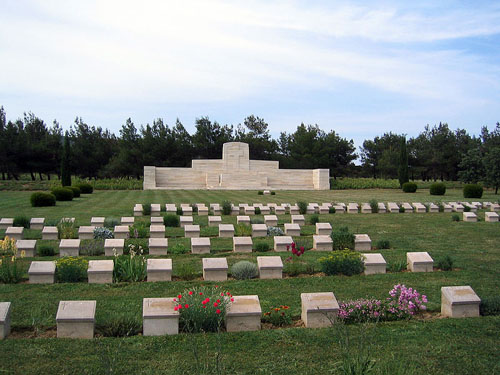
(0, 302), (12, 339)
(114, 225), (129, 239)
(301, 292), (339, 328)
(16, 240), (36, 257)
(257, 256), (283, 279)
(179, 216), (193, 228)
(28, 261), (56, 284)
(237, 216), (251, 225)
(316, 222), (332, 236)
(226, 295), (262, 332)
(88, 260), (114, 283)
(90, 217), (105, 227)
(5, 227), (23, 241)
(104, 239), (125, 256)
(219, 224), (235, 238)
(184, 224), (200, 238)
(191, 237), (210, 254)
(233, 237), (253, 253)
(274, 236), (293, 252)
(151, 204), (161, 217)
(347, 203), (358, 214)
(133, 204), (143, 217)
(0, 218), (13, 230)
(264, 215), (278, 227)
(42, 226), (58, 240)
(202, 258), (228, 281)
(441, 286), (480, 318)
(401, 203), (413, 213)
(210, 203), (221, 215)
(378, 203), (387, 213)
(354, 234), (371, 251)
(485, 212), (499, 222)
(291, 215), (305, 226)
(284, 223), (301, 236)
(143, 298), (179, 336)
(147, 259), (172, 282)
(78, 226), (95, 240)
(313, 235), (333, 251)
(165, 204), (177, 214)
(361, 203), (372, 213)
(150, 217), (163, 224)
(362, 253), (386, 275)
(463, 212), (477, 222)
(150, 225), (166, 238)
(59, 239), (80, 257)
(30, 217), (45, 230)
(149, 238), (168, 255)
(407, 252), (433, 272)
(252, 224), (267, 237)
(56, 300), (96, 339)
(121, 217), (134, 225)
(413, 203), (426, 213)
(208, 216), (222, 227)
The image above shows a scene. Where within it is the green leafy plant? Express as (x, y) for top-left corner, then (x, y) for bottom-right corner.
(329, 206), (336, 214)
(309, 214), (320, 225)
(68, 186), (81, 198)
(57, 221), (78, 239)
(402, 182), (417, 193)
(13, 215), (30, 228)
(254, 207), (261, 215)
(430, 182), (446, 195)
(270, 191), (276, 195)
(80, 240), (104, 256)
(0, 237), (23, 283)
(375, 239), (390, 249)
(319, 250), (364, 276)
(331, 226), (355, 250)
(436, 254), (454, 271)
(250, 218), (264, 224)
(94, 227), (114, 239)
(175, 262), (197, 280)
(255, 242), (270, 252)
(399, 206), (405, 213)
(142, 203), (152, 216)
(297, 201), (307, 214)
(30, 192), (56, 207)
(129, 222), (149, 238)
(231, 261), (258, 280)
(267, 226), (284, 236)
(76, 182), (93, 194)
(113, 244), (146, 282)
(258, 191), (264, 195)
(170, 243), (189, 255)
(480, 296), (500, 316)
(38, 244), (55, 257)
(369, 199), (378, 213)
(56, 257), (88, 282)
(51, 187), (74, 201)
(262, 305), (292, 327)
(388, 260), (406, 272)
(221, 200), (232, 215)
(451, 214), (460, 222)
(235, 224), (252, 236)
(163, 214), (180, 227)
(463, 184), (483, 198)
(96, 314), (141, 337)
(463, 205), (471, 212)
(176, 207), (183, 215)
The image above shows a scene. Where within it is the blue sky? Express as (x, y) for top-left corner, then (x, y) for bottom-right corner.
(1, 0), (499, 152)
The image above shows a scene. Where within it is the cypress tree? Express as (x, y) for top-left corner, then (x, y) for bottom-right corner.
(398, 136), (409, 188)
(61, 132), (71, 186)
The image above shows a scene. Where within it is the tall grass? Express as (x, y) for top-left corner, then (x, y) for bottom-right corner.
(330, 178), (464, 190)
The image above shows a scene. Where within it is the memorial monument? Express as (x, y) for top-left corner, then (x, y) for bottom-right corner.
(143, 142), (329, 190)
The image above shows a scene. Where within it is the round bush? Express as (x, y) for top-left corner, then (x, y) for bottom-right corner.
(76, 183), (93, 194)
(30, 192), (56, 207)
(68, 186), (81, 198)
(38, 244), (55, 257)
(309, 214), (320, 225)
(51, 187), (74, 201)
(231, 261), (258, 280)
(429, 182), (446, 196)
(463, 184), (483, 198)
(255, 242), (270, 252)
(13, 215), (30, 228)
(319, 250), (364, 276)
(163, 214), (180, 227)
(402, 182), (417, 193)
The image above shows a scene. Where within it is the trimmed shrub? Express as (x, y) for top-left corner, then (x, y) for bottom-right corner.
(375, 239), (390, 249)
(402, 182), (417, 193)
(93, 227), (114, 239)
(13, 216), (30, 228)
(142, 203), (152, 215)
(235, 224), (252, 236)
(297, 201), (307, 214)
(30, 192), (56, 207)
(309, 214), (320, 225)
(38, 244), (55, 257)
(480, 296), (500, 316)
(231, 261), (258, 280)
(258, 191), (264, 195)
(369, 199), (378, 213)
(51, 187), (74, 201)
(129, 222), (149, 238)
(80, 240), (104, 256)
(463, 184), (483, 198)
(329, 206), (336, 214)
(163, 214), (180, 227)
(222, 200), (232, 215)
(169, 243), (189, 255)
(104, 217), (119, 229)
(254, 207), (261, 215)
(271, 191), (276, 195)
(319, 250), (364, 276)
(436, 254), (454, 271)
(399, 206), (405, 213)
(56, 257), (88, 282)
(331, 226), (355, 250)
(250, 218), (264, 224)
(451, 214), (460, 222)
(430, 182), (446, 196)
(176, 207), (183, 215)
(255, 242), (270, 252)
(463, 205), (471, 212)
(68, 186), (81, 198)
(76, 183), (93, 194)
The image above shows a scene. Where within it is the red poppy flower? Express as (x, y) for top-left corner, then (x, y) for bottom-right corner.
(177, 294), (182, 299)
(213, 302), (218, 307)
(188, 291), (193, 295)
(199, 292), (203, 295)
(216, 299), (221, 303)
(230, 298), (234, 302)
(185, 304), (189, 308)
(216, 309), (221, 314)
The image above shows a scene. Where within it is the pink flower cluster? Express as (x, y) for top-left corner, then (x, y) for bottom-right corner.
(286, 242), (305, 261)
(386, 284), (427, 317)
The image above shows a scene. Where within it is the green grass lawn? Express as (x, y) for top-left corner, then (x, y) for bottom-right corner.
(0, 189), (499, 374)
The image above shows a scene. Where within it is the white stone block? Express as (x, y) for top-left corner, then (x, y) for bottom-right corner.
(210, 203), (221, 215)
(16, 239), (37, 257)
(219, 224), (235, 238)
(315, 222), (332, 236)
(429, 203), (439, 213)
(165, 204), (177, 213)
(306, 205), (317, 214)
(264, 215), (278, 227)
(313, 235), (333, 251)
(333, 205), (345, 213)
(252, 224), (267, 237)
(301, 292), (339, 328)
(412, 203), (426, 213)
(56, 300), (96, 339)
(59, 239), (80, 257)
(452, 204), (464, 213)
(150, 224), (166, 238)
(233, 237), (253, 252)
(5, 227), (23, 241)
(318, 205), (330, 214)
(490, 203), (500, 212)
(133, 204), (143, 217)
(354, 234), (371, 251)
(407, 252), (433, 272)
(0, 302), (11, 339)
(150, 216), (163, 224)
(274, 206), (285, 215)
(78, 226), (95, 240)
(143, 298), (179, 336)
(226, 295), (262, 332)
(258, 206), (271, 215)
(181, 205), (193, 216)
(387, 202), (399, 213)
(443, 204), (452, 212)
(244, 206), (255, 215)
(0, 218), (13, 230)
(485, 212), (499, 222)
(184, 224), (200, 238)
(196, 204), (209, 216)
(104, 239), (125, 256)
(87, 260), (114, 284)
(151, 204), (161, 216)
(202, 258), (228, 281)
(361, 203), (372, 213)
(28, 261), (56, 284)
(289, 204), (299, 215)
(463, 212), (477, 222)
(230, 205), (240, 215)
(441, 286), (480, 318)
(347, 203), (359, 213)
(30, 217), (45, 230)
(284, 223), (301, 236)
(291, 215), (305, 226)
(91, 217), (105, 227)
(208, 216), (222, 227)
(147, 258), (172, 282)
(179, 216), (193, 228)
(274, 236), (293, 252)
(402, 203), (413, 213)
(149, 238), (168, 255)
(121, 217), (134, 225)
(237, 216), (251, 225)
(191, 237), (210, 254)
(263, 190), (271, 195)
(114, 225), (129, 239)
(377, 203), (387, 213)
(257, 256), (283, 279)
(42, 226), (58, 240)
(362, 253), (386, 275)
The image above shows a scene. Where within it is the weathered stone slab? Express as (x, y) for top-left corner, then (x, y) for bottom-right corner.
(274, 236), (293, 252)
(333, 204), (345, 213)
(361, 203), (372, 213)
(443, 204), (452, 212)
(208, 216), (222, 227)
(452, 203), (464, 212)
(237, 216), (251, 225)
(264, 215), (278, 227)
(196, 204), (209, 216)
(59, 239), (80, 257)
(0, 218), (13, 230)
(147, 258), (172, 282)
(402, 203), (413, 213)
(441, 286), (480, 318)
(313, 235), (333, 251)
(318, 205), (330, 214)
(289, 204), (299, 215)
(218, 224), (234, 238)
(0, 302), (12, 339)
(377, 203), (387, 213)
(42, 226), (58, 240)
(463, 212), (477, 222)
(257, 256), (283, 279)
(121, 217), (134, 225)
(258, 205), (271, 215)
(306, 204), (318, 214)
(226, 295), (262, 332)
(252, 224), (267, 237)
(165, 204), (177, 213)
(143, 298), (179, 336)
(354, 234), (371, 251)
(133, 204), (143, 217)
(5, 227), (23, 241)
(274, 205), (286, 215)
(407, 251), (433, 272)
(87, 260), (114, 284)
(16, 239), (37, 257)
(91, 217), (105, 227)
(412, 203), (426, 213)
(387, 202), (399, 213)
(291, 215), (305, 226)
(104, 239), (125, 256)
(191, 237), (211, 254)
(150, 216), (163, 224)
(429, 203), (439, 213)
(490, 203), (500, 212)
(78, 226), (95, 240)
(210, 203), (221, 215)
(233, 237), (253, 252)
(202, 258), (228, 281)
(244, 206), (255, 215)
(149, 238), (168, 255)
(362, 253), (386, 275)
(301, 292), (339, 328)
(179, 216), (193, 228)
(347, 203), (359, 213)
(114, 225), (130, 239)
(231, 205), (240, 215)
(485, 212), (499, 222)
(284, 223), (301, 236)
(28, 261), (56, 284)
(150, 224), (166, 238)
(151, 204), (161, 216)
(184, 224), (200, 238)
(315, 222), (332, 236)
(30, 217), (45, 230)
(56, 300), (96, 339)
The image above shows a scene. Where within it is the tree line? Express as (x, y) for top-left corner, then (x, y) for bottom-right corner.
(0, 106), (499, 191)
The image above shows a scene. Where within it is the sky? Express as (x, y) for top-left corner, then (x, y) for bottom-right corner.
(1, 0), (499, 153)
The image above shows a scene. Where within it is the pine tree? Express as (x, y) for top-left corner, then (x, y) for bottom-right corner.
(61, 132), (71, 186)
(398, 136), (409, 187)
